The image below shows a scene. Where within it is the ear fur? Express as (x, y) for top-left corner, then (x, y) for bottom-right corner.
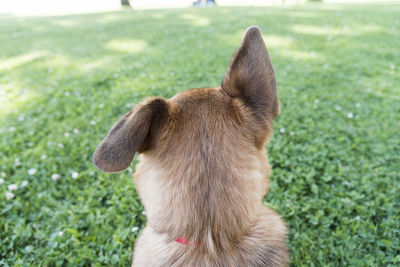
(222, 26), (279, 122)
(93, 98), (169, 173)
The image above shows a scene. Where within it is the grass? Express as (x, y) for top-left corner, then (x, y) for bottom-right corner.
(1, 2), (399, 266)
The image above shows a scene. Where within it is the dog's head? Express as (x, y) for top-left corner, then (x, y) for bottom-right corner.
(93, 26), (279, 173)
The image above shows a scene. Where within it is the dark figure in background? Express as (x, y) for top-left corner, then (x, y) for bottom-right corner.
(121, 0), (131, 7)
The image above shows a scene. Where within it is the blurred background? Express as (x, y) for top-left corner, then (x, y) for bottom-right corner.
(1, 0), (399, 266)
(2, 0), (396, 15)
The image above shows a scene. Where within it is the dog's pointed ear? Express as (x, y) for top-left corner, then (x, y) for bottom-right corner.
(222, 26), (279, 121)
(93, 98), (169, 173)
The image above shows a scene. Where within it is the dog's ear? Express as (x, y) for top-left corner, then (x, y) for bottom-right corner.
(93, 98), (169, 173)
(222, 26), (279, 122)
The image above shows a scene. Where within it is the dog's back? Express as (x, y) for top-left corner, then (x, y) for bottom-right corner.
(93, 26), (288, 266)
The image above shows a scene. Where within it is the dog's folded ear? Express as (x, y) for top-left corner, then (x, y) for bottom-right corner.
(222, 26), (279, 122)
(93, 98), (169, 173)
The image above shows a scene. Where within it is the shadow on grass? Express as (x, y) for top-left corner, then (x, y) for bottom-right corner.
(1, 4), (398, 103)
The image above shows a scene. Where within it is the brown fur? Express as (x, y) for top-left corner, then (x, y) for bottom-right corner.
(93, 26), (289, 266)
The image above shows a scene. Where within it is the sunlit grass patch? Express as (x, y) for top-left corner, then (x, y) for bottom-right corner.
(105, 39), (147, 54)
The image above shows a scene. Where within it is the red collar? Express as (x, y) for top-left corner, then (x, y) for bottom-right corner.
(176, 237), (199, 247)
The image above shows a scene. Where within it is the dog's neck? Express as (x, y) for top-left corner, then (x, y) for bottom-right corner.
(134, 145), (270, 250)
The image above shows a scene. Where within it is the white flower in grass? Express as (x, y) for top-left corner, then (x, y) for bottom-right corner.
(99, 103), (104, 108)
(334, 106), (341, 111)
(347, 113), (354, 118)
(64, 91), (70, 96)
(355, 103), (361, 108)
(1, 172), (5, 177)
(58, 143), (64, 148)
(5, 192), (15, 200)
(15, 158), (21, 166)
(142, 210), (146, 215)
(343, 181), (352, 187)
(58, 231), (63, 237)
(90, 120), (96, 125)
(8, 184), (18, 191)
(390, 64), (395, 70)
(131, 227), (139, 232)
(18, 114), (25, 121)
(51, 174), (61, 181)
(41, 155), (47, 160)
(0, 178), (4, 185)
(29, 131), (34, 135)
(73, 128), (79, 134)
(280, 128), (285, 133)
(64, 132), (70, 137)
(28, 168), (37, 175)
(9, 127), (16, 132)
(289, 132), (295, 136)
(20, 180), (29, 187)
(71, 171), (79, 179)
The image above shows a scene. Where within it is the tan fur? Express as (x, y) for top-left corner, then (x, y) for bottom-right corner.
(93, 26), (289, 266)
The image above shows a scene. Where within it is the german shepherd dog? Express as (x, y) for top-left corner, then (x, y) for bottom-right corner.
(93, 26), (288, 266)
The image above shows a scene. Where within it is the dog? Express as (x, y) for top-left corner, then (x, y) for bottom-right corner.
(93, 26), (288, 266)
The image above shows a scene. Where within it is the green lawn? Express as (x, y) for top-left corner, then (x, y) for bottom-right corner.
(1, 2), (399, 266)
